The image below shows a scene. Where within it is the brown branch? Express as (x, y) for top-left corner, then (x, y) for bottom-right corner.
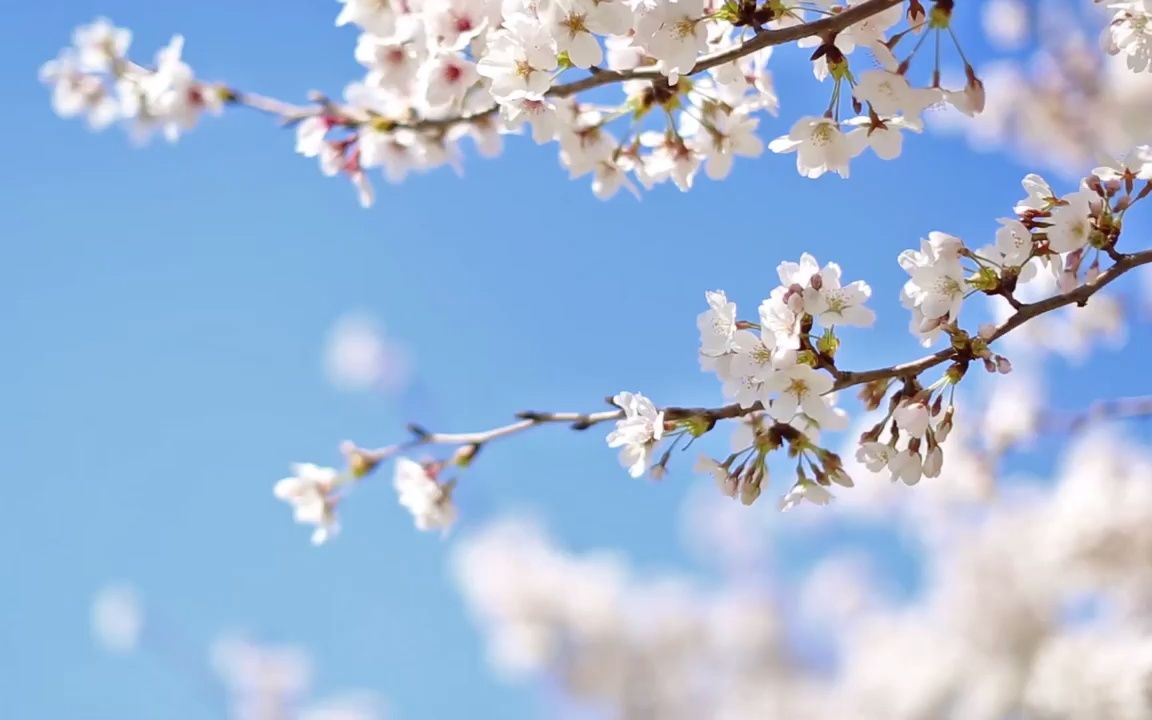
(215, 0), (904, 130)
(369, 248), (1152, 456)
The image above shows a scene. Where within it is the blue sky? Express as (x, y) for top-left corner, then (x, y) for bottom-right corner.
(4, 2), (1151, 718)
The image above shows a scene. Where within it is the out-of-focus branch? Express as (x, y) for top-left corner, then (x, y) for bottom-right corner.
(1040, 395), (1152, 433)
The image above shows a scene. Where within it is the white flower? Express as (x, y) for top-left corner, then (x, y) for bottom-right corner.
(837, 0), (904, 52)
(694, 455), (734, 497)
(697, 289), (738, 359)
(499, 91), (560, 144)
(899, 231), (967, 327)
(777, 251), (821, 287)
(851, 70), (941, 121)
(759, 286), (803, 351)
(1093, 146), (1152, 182)
(393, 458), (457, 532)
(922, 445), (944, 478)
(591, 157), (639, 200)
(91, 584), (143, 654)
(856, 441), (896, 473)
(779, 479), (834, 511)
(993, 217), (1035, 267)
(763, 361), (841, 429)
(73, 18), (131, 72)
(135, 36), (222, 142)
(274, 463), (342, 545)
(639, 131), (700, 191)
(418, 52), (479, 110)
(295, 116), (331, 158)
(845, 115), (923, 161)
(424, 0), (493, 47)
(559, 122), (618, 178)
(793, 255), (877, 328)
(1015, 173), (1056, 214)
(1047, 189), (1096, 254)
(336, 0), (400, 35)
(727, 329), (779, 384)
(39, 51), (121, 129)
(894, 401), (931, 437)
(633, 0), (709, 80)
(543, 0), (626, 68)
(888, 448), (923, 485)
(606, 391), (664, 478)
(768, 116), (865, 179)
(1105, 2), (1152, 73)
(683, 108), (764, 180)
(477, 20), (557, 102)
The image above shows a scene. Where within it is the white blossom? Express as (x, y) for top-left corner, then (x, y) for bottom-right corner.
(1105, 1), (1152, 73)
(393, 458), (457, 532)
(1047, 188), (1096, 254)
(91, 584), (143, 654)
(633, 0), (709, 80)
(768, 116), (865, 179)
(779, 478), (834, 511)
(606, 391), (664, 478)
(274, 463), (342, 545)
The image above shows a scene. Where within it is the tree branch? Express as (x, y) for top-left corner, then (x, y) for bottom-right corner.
(373, 248), (1152, 457)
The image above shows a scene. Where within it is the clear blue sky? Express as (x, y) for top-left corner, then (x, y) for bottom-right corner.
(3, 2), (1150, 718)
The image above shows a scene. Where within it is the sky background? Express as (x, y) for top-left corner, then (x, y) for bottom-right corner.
(3, 2), (1151, 718)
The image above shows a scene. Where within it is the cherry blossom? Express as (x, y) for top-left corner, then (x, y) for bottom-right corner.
(1105, 0), (1152, 73)
(274, 464), (343, 545)
(779, 478), (834, 511)
(393, 458), (458, 532)
(605, 391), (665, 478)
(768, 116), (865, 179)
(1046, 188), (1096, 254)
(633, 0), (710, 81)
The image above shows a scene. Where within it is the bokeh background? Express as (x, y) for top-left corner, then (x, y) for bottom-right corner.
(4, 1), (1152, 717)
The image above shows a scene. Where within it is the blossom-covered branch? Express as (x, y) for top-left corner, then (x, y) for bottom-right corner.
(43, 1), (988, 205)
(270, 160), (1152, 542)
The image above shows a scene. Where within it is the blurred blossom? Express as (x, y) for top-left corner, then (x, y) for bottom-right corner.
(980, 367), (1042, 455)
(323, 313), (411, 393)
(798, 555), (878, 627)
(452, 415), (1152, 719)
(211, 635), (312, 720)
(91, 583), (143, 653)
(982, 0), (1029, 51)
(210, 636), (387, 720)
(299, 694), (388, 720)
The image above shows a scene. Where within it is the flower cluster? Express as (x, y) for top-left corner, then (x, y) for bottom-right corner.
(39, 19), (225, 143)
(660, 254), (870, 507)
(857, 392), (953, 485)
